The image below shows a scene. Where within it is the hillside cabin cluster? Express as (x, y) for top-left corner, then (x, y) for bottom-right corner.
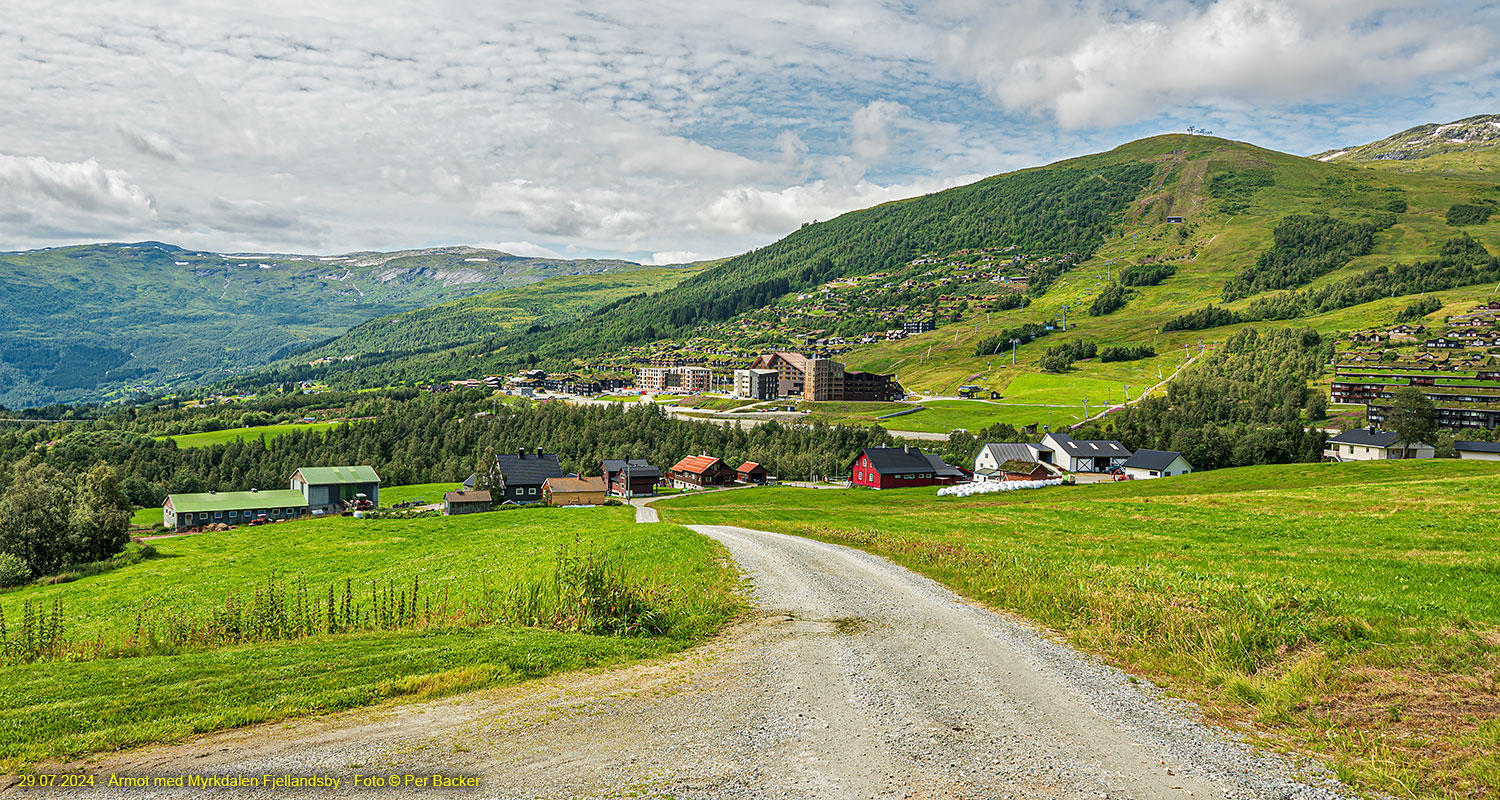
(164, 464), (380, 531)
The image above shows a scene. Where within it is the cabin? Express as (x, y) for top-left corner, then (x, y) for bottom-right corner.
(1121, 449), (1193, 480)
(848, 446), (961, 489)
(668, 455), (737, 488)
(1038, 433), (1132, 473)
(736, 461), (769, 484)
(1323, 428), (1435, 461)
(443, 490), (492, 515)
(466, 448), (564, 503)
(602, 458), (662, 497)
(1455, 440), (1500, 461)
(544, 476), (609, 506)
(289, 465), (380, 514)
(163, 489), (308, 531)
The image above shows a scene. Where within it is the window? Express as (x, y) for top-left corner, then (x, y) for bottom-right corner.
(272, 509), (281, 517)
(1150, 470), (1159, 477)
(214, 512), (222, 520)
(529, 487), (537, 495)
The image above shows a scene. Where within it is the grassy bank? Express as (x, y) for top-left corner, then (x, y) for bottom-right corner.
(160, 421), (342, 449)
(659, 461), (1500, 798)
(379, 482), (462, 507)
(0, 507), (739, 768)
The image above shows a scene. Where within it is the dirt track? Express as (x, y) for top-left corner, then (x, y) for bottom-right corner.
(22, 525), (1348, 799)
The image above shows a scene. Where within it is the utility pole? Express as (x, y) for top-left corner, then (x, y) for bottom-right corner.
(1010, 338), (1021, 365)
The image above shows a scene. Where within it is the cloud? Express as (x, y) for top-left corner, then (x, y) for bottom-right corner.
(117, 125), (186, 162)
(850, 100), (907, 163)
(0, 153), (155, 218)
(945, 0), (1499, 128)
(647, 250), (704, 265)
(475, 241), (565, 259)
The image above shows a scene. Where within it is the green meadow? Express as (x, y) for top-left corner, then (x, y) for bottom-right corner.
(159, 421), (342, 449)
(0, 507), (738, 769)
(660, 460), (1500, 799)
(378, 482), (462, 507)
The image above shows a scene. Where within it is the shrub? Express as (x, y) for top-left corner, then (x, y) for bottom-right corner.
(0, 552), (29, 587)
(1446, 204), (1492, 226)
(1394, 296), (1442, 323)
(1120, 262), (1175, 287)
(1163, 305), (1242, 332)
(1089, 282), (1131, 316)
(1387, 198), (1408, 213)
(1100, 345), (1156, 362)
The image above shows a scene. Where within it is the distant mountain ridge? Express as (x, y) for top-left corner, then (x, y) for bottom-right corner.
(1316, 114), (1500, 163)
(0, 241), (658, 407)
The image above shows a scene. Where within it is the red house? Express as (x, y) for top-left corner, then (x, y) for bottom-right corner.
(848, 446), (963, 489)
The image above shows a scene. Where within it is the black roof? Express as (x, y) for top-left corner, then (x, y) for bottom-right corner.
(1043, 433), (1131, 457)
(853, 447), (937, 474)
(1327, 428), (1402, 448)
(1455, 440), (1500, 454)
(923, 453), (966, 478)
(603, 458), (663, 479)
(1123, 449), (1188, 472)
(494, 451), (564, 487)
(980, 443), (1048, 464)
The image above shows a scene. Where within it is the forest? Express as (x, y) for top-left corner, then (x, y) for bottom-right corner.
(1220, 213), (1391, 301)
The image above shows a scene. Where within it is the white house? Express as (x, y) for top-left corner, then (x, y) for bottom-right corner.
(1323, 428), (1435, 461)
(1455, 440), (1500, 461)
(1038, 432), (1132, 473)
(973, 442), (1051, 473)
(1122, 449), (1193, 480)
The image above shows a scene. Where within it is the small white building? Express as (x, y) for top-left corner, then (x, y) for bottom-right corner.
(973, 442), (1051, 473)
(1122, 449), (1193, 480)
(1455, 441), (1500, 461)
(1323, 428), (1435, 461)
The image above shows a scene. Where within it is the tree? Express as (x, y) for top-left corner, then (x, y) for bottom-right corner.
(1387, 387), (1437, 459)
(1305, 391), (1327, 422)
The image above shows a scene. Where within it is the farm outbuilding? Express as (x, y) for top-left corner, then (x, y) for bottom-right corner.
(736, 461), (769, 484)
(849, 446), (962, 489)
(164, 489), (308, 531)
(1121, 449), (1193, 480)
(289, 465), (380, 514)
(668, 455), (737, 489)
(544, 476), (609, 506)
(602, 458), (662, 497)
(443, 490), (492, 515)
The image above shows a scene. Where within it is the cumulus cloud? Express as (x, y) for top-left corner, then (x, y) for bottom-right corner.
(0, 0), (1494, 256)
(475, 241), (566, 259)
(944, 0), (1498, 128)
(648, 250), (704, 265)
(0, 153), (155, 218)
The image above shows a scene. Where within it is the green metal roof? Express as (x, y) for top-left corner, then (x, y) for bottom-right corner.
(292, 465), (381, 485)
(168, 490), (308, 514)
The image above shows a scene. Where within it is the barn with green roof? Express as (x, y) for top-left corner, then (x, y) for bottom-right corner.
(289, 465), (381, 514)
(163, 489), (308, 531)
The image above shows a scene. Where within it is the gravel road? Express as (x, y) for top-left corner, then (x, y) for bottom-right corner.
(22, 525), (1348, 800)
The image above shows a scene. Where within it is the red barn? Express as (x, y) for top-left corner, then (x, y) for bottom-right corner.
(849, 446), (962, 489)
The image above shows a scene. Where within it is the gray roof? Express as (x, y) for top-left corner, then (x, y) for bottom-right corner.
(1123, 449), (1188, 472)
(603, 458), (662, 479)
(493, 451), (564, 487)
(979, 442), (1047, 465)
(1045, 433), (1131, 457)
(1327, 428), (1403, 448)
(1455, 440), (1500, 454)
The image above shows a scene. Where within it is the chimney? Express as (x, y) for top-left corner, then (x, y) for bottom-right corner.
(536, 446), (543, 457)
(518, 448), (525, 458)
(904, 445), (914, 454)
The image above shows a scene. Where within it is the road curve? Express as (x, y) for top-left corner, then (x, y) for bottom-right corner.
(27, 525), (1346, 800)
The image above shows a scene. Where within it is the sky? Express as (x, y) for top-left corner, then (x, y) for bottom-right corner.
(2, 0), (1498, 263)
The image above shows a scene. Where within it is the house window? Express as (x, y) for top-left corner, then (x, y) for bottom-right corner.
(271, 509), (281, 517)
(1150, 470), (1159, 477)
(214, 512), (223, 519)
(529, 487), (537, 495)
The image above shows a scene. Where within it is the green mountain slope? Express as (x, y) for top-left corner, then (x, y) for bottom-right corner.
(0, 243), (647, 407)
(244, 265), (707, 387)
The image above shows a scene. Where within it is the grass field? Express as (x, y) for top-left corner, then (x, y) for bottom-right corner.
(797, 398), (1090, 433)
(129, 506), (163, 528)
(659, 460), (1500, 799)
(0, 507), (738, 768)
(160, 421), (342, 449)
(379, 482), (462, 507)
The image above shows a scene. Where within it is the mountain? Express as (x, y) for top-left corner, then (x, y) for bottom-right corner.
(238, 127), (1500, 424)
(1315, 114), (1500, 178)
(0, 242), (654, 407)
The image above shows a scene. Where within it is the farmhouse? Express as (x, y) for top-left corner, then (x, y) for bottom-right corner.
(544, 476), (609, 506)
(289, 465), (380, 514)
(989, 459), (1062, 481)
(1455, 440), (1500, 461)
(443, 490), (492, 515)
(163, 489), (308, 531)
(736, 461), (769, 484)
(465, 448), (564, 503)
(602, 458), (662, 497)
(668, 455), (737, 488)
(1323, 428), (1435, 461)
(1122, 449), (1193, 479)
(1039, 433), (1132, 473)
(848, 446), (962, 489)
